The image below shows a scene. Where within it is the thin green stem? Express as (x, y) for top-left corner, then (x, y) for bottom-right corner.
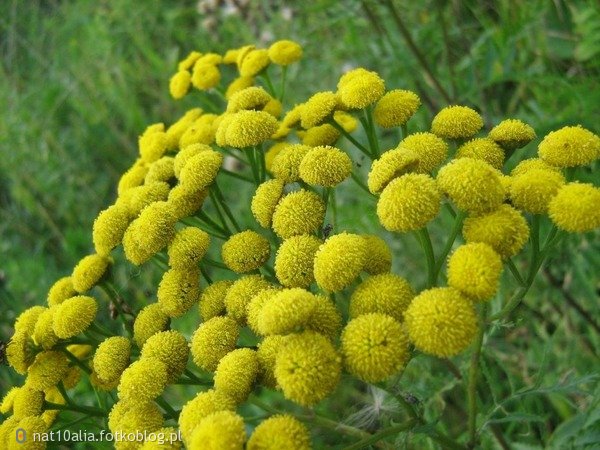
(401, 123), (409, 140)
(506, 259), (525, 286)
(279, 66), (288, 102)
(350, 172), (375, 198)
(221, 168), (253, 183)
(200, 266), (213, 284)
(257, 145), (267, 182)
(363, 107), (381, 158)
(260, 70), (277, 97)
(195, 211), (230, 238)
(328, 118), (372, 158)
(330, 189), (337, 232)
(416, 227), (436, 288)
(214, 183), (242, 232)
(246, 148), (260, 185)
(342, 421), (416, 450)
(433, 210), (466, 282)
(156, 396), (179, 419)
(88, 322), (112, 338)
(467, 304), (487, 449)
(205, 257), (229, 270)
(44, 401), (106, 417)
(60, 348), (91, 374)
(209, 189), (233, 235)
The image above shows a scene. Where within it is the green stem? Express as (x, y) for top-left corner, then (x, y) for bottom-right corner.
(200, 266), (213, 284)
(401, 123), (409, 140)
(467, 304), (487, 449)
(213, 183), (242, 232)
(195, 211), (230, 238)
(60, 348), (91, 374)
(209, 189), (233, 235)
(44, 401), (106, 417)
(506, 259), (525, 286)
(246, 148), (261, 185)
(350, 172), (374, 197)
(342, 421), (416, 450)
(364, 106), (381, 158)
(156, 396), (179, 419)
(98, 282), (133, 335)
(88, 322), (112, 338)
(205, 257), (229, 270)
(330, 189), (337, 232)
(328, 118), (372, 158)
(416, 227), (436, 288)
(433, 210), (466, 282)
(260, 70), (277, 97)
(221, 168), (253, 183)
(279, 66), (288, 102)
(257, 145), (267, 182)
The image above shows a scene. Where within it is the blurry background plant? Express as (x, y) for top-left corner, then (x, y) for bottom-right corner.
(1, 0), (599, 448)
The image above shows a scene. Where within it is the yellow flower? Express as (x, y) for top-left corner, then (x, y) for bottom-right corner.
(224, 110), (279, 148)
(221, 230), (271, 273)
(337, 68), (385, 109)
(548, 182), (600, 233)
(0, 387), (19, 414)
(510, 158), (561, 177)
(47, 276), (76, 307)
(124, 182), (171, 217)
(300, 123), (340, 146)
(191, 62), (221, 90)
(247, 288), (281, 335)
(191, 316), (240, 372)
(196, 53), (223, 65)
(52, 295), (98, 339)
(489, 118), (536, 150)
(133, 303), (170, 348)
(226, 76), (255, 100)
(179, 150), (223, 193)
(199, 280), (233, 321)
(93, 336), (132, 384)
(270, 144), (312, 183)
(350, 273), (414, 322)
(179, 390), (236, 445)
(169, 70), (191, 99)
(141, 330), (189, 383)
(456, 137), (505, 170)
(333, 110), (358, 133)
(118, 357), (167, 402)
(300, 91), (338, 128)
(510, 168), (565, 214)
(268, 40), (303, 65)
(7, 331), (37, 374)
(258, 288), (318, 336)
(214, 348), (259, 404)
(178, 51), (202, 71)
(436, 158), (504, 215)
(14, 306), (45, 335)
(227, 86), (272, 113)
(179, 114), (218, 147)
(168, 227), (210, 270)
(272, 190), (326, 239)
(374, 89), (420, 128)
(139, 128), (168, 163)
(108, 400), (163, 438)
(275, 331), (341, 406)
(6, 416), (47, 450)
(189, 411), (246, 450)
(224, 275), (272, 324)
(362, 235), (392, 274)
(123, 201), (176, 265)
(71, 253), (111, 293)
(447, 243), (503, 301)
(404, 287), (478, 357)
(256, 335), (286, 388)
(314, 233), (367, 292)
(32, 308), (58, 349)
(265, 143), (290, 172)
(377, 173), (441, 232)
(93, 204), (131, 256)
(26, 350), (70, 390)
(275, 235), (322, 288)
(299, 145), (352, 187)
(247, 415), (311, 450)
(174, 143), (212, 178)
(166, 108), (203, 150)
(282, 104), (304, 128)
(306, 295), (342, 341)
(251, 179), (285, 228)
(397, 132), (448, 173)
(342, 313), (409, 383)
(538, 125), (600, 167)
(462, 204), (529, 259)
(118, 160), (149, 194)
(167, 185), (208, 220)
(157, 268), (201, 318)
(240, 49), (270, 77)
(431, 105), (483, 139)
(12, 386), (44, 418)
(0, 417), (20, 448)
(368, 148), (419, 194)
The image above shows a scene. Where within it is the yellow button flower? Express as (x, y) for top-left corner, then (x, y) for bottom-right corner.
(314, 232), (367, 292)
(157, 268), (201, 318)
(191, 316), (240, 372)
(268, 40), (303, 65)
(258, 288), (318, 336)
(47, 276), (77, 307)
(52, 295), (98, 339)
(93, 204), (131, 256)
(431, 105), (483, 140)
(272, 190), (326, 239)
(510, 168), (565, 214)
(337, 68), (385, 109)
(247, 414), (311, 450)
(240, 49), (270, 77)
(275, 235), (322, 288)
(214, 348), (259, 404)
(300, 91), (338, 129)
(227, 86), (272, 113)
(117, 356), (167, 402)
(71, 253), (111, 293)
(189, 411), (246, 450)
(179, 390), (236, 445)
(538, 125), (600, 167)
(224, 275), (272, 324)
(299, 145), (352, 187)
(548, 182), (600, 233)
(93, 336), (132, 384)
(133, 303), (170, 348)
(221, 230), (271, 274)
(251, 179), (285, 228)
(374, 89), (421, 128)
(270, 144), (312, 183)
(199, 280), (233, 321)
(362, 235), (392, 274)
(191, 62), (221, 90)
(368, 148), (419, 194)
(350, 273), (414, 322)
(447, 243), (503, 301)
(398, 132), (448, 173)
(456, 137), (505, 170)
(141, 330), (189, 383)
(489, 118), (536, 151)
(179, 150), (223, 193)
(224, 110), (279, 148)
(169, 70), (191, 99)
(168, 227), (210, 270)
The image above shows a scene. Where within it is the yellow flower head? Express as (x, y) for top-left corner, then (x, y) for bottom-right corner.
(223, 110), (279, 148)
(224, 275), (272, 324)
(247, 288), (281, 335)
(12, 386), (44, 418)
(214, 348), (259, 404)
(123, 201), (176, 265)
(141, 330), (189, 383)
(191, 316), (240, 372)
(462, 204), (529, 259)
(272, 190), (326, 239)
(362, 235), (392, 274)
(93, 336), (132, 384)
(71, 253), (111, 293)
(32, 308), (58, 349)
(510, 168), (565, 214)
(179, 150), (223, 193)
(538, 125), (600, 167)
(117, 356), (167, 402)
(199, 280), (233, 321)
(314, 232), (367, 292)
(300, 91), (338, 129)
(431, 105), (483, 139)
(166, 108), (203, 150)
(93, 204), (131, 256)
(0, 416), (20, 447)
(300, 123), (340, 146)
(374, 89), (421, 128)
(255, 335), (286, 388)
(270, 144), (311, 183)
(240, 49), (270, 77)
(26, 350), (70, 390)
(251, 179), (285, 228)
(489, 118), (536, 151)
(157, 268), (201, 318)
(7, 331), (37, 374)
(275, 331), (341, 406)
(227, 86), (272, 113)
(337, 68), (385, 109)
(189, 411), (246, 450)
(174, 143), (212, 178)
(47, 276), (76, 307)
(247, 414), (311, 450)
(225, 76), (255, 100)
(404, 287), (478, 357)
(447, 243), (503, 301)
(282, 104), (304, 129)
(118, 160), (150, 194)
(222, 230), (271, 273)
(167, 185), (208, 220)
(436, 158), (505, 215)
(14, 306), (45, 336)
(7, 416), (48, 450)
(179, 114), (218, 147)
(108, 400), (163, 437)
(191, 62), (221, 90)
(169, 70), (191, 99)
(179, 390), (236, 445)
(368, 148), (419, 194)
(350, 273), (414, 322)
(548, 182), (600, 233)
(268, 40), (303, 65)
(334, 110), (358, 133)
(342, 313), (409, 383)
(52, 295), (97, 339)
(168, 227), (210, 270)
(139, 127), (168, 164)
(124, 182), (171, 218)
(306, 295), (342, 341)
(510, 158), (560, 177)
(456, 137), (505, 170)
(133, 303), (170, 348)
(1, 387), (19, 414)
(377, 173), (441, 232)
(178, 51), (202, 71)
(275, 235), (322, 288)
(299, 145), (352, 187)
(258, 288), (318, 336)
(397, 132), (448, 173)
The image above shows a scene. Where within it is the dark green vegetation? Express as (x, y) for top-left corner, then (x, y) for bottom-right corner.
(1, 0), (599, 448)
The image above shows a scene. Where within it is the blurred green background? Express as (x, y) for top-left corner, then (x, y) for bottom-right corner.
(1, 0), (599, 448)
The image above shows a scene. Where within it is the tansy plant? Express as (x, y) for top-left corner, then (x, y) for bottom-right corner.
(2, 39), (600, 450)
